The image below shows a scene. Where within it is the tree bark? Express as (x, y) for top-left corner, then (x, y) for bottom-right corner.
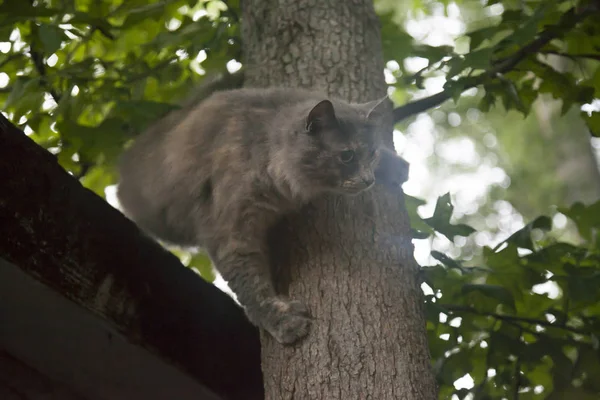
(241, 1), (437, 399)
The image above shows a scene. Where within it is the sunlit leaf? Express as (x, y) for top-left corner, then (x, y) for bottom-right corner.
(502, 215), (552, 250)
(423, 193), (476, 241)
(188, 253), (217, 282)
(466, 26), (502, 51)
(582, 112), (600, 137)
(559, 200), (600, 242)
(378, 11), (415, 63)
(404, 194), (435, 239)
(412, 44), (454, 65)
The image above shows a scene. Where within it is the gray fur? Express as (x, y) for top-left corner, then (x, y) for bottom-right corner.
(117, 87), (409, 344)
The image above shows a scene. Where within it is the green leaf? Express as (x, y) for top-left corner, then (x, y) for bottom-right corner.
(0, 23), (13, 41)
(573, 345), (600, 392)
(482, 243), (546, 299)
(4, 77), (27, 109)
(56, 117), (130, 166)
(446, 56), (466, 79)
(479, 86), (497, 112)
(431, 250), (464, 271)
(412, 44), (454, 65)
(500, 9), (526, 27)
(159, 63), (184, 83)
(438, 350), (473, 386)
(378, 12), (415, 63)
(111, 100), (180, 132)
(444, 80), (468, 104)
(404, 194), (435, 239)
(188, 253), (216, 282)
(0, 0), (59, 18)
(68, 12), (115, 34)
(38, 24), (66, 54)
(462, 283), (516, 310)
(80, 165), (117, 196)
(3, 76), (45, 120)
(525, 59), (581, 115)
(586, 68), (600, 95)
(502, 216), (552, 250)
(122, 2), (169, 29)
(516, 79), (537, 116)
(565, 29), (596, 53)
(524, 242), (582, 276)
(559, 200), (600, 242)
(466, 26), (502, 51)
(421, 265), (448, 290)
(565, 273), (600, 304)
(548, 387), (600, 400)
(582, 112), (600, 137)
(497, 76), (527, 113)
(423, 193), (476, 241)
(463, 47), (494, 71)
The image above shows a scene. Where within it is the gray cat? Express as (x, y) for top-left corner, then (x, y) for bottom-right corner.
(117, 87), (409, 344)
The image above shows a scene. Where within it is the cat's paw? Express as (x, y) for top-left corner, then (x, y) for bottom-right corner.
(260, 298), (312, 345)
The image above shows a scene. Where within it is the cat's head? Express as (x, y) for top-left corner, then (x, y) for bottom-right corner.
(290, 96), (390, 196)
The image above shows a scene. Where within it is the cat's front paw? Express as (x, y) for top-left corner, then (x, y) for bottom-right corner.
(260, 298), (312, 345)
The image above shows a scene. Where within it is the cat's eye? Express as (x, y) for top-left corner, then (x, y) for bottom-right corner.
(339, 150), (355, 164)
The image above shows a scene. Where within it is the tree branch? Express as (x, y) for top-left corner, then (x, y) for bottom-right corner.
(440, 304), (590, 335)
(393, 91), (452, 123)
(513, 353), (522, 400)
(392, 4), (600, 123)
(29, 49), (62, 103)
(91, 25), (116, 40)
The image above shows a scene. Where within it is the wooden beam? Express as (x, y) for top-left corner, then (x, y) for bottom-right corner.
(0, 114), (263, 400)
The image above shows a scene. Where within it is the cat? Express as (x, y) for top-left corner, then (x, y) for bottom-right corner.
(117, 87), (410, 344)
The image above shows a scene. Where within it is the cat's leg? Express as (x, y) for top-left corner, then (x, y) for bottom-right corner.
(207, 231), (311, 345)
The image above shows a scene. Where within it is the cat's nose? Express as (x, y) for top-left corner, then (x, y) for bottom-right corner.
(362, 177), (375, 187)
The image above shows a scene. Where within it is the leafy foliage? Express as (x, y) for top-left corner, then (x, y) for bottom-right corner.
(2, 0), (600, 398)
(384, 0), (600, 131)
(0, 0), (239, 281)
(0, 0), (240, 190)
(410, 194), (600, 399)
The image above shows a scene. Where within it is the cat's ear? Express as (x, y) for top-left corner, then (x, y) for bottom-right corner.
(361, 95), (389, 122)
(306, 100), (337, 134)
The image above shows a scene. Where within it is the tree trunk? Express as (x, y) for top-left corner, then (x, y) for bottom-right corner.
(241, 1), (437, 398)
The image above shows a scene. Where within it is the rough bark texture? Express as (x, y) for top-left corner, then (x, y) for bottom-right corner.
(0, 115), (263, 400)
(241, 1), (437, 399)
